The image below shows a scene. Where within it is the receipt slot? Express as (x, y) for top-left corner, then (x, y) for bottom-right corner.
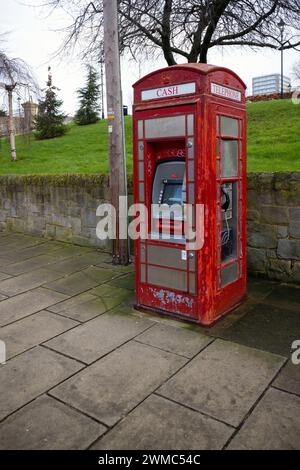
(133, 64), (247, 326)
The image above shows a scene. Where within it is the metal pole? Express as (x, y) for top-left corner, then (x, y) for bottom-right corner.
(100, 57), (105, 120)
(103, 0), (129, 265)
(281, 31), (284, 99)
(121, 89), (130, 259)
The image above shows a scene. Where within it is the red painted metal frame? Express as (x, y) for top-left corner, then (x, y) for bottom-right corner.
(133, 64), (247, 326)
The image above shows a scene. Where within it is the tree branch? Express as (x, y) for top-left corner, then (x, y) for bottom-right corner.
(161, 0), (176, 65)
(211, 0), (279, 45)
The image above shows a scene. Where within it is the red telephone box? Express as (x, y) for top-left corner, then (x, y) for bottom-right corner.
(132, 64), (247, 326)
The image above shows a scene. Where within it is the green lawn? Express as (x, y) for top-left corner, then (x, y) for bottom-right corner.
(0, 99), (299, 175)
(0, 117), (133, 175)
(247, 99), (300, 172)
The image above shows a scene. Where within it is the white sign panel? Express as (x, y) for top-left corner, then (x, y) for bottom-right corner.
(141, 82), (196, 101)
(211, 83), (242, 102)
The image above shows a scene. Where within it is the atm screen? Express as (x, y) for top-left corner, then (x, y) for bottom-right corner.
(161, 181), (183, 205)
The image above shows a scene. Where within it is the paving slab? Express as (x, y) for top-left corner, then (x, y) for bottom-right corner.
(44, 267), (117, 296)
(218, 303), (300, 357)
(1, 254), (60, 275)
(93, 394), (233, 450)
(0, 294), (7, 301)
(0, 257), (13, 270)
(0, 235), (44, 252)
(158, 339), (285, 427)
(0, 310), (78, 359)
(46, 252), (103, 275)
(0, 272), (12, 282)
(0, 268), (64, 297)
(82, 266), (119, 283)
(0, 395), (105, 450)
(273, 360), (300, 396)
(96, 259), (135, 273)
(50, 244), (94, 256)
(107, 273), (135, 291)
(45, 311), (154, 364)
(204, 300), (257, 338)
(51, 341), (187, 426)
(247, 277), (278, 301)
(89, 284), (135, 307)
(2, 241), (64, 263)
(136, 323), (213, 358)
(48, 292), (108, 323)
(47, 292), (107, 322)
(228, 388), (300, 450)
(262, 284), (300, 313)
(0, 346), (83, 421)
(0, 287), (68, 327)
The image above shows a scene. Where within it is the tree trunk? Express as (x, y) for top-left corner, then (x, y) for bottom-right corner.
(7, 87), (17, 161)
(163, 49), (177, 66)
(199, 48), (208, 64)
(103, 0), (129, 265)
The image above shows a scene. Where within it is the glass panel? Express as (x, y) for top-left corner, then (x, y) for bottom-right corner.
(216, 138), (220, 157)
(140, 264), (146, 283)
(148, 265), (187, 291)
(138, 120), (143, 139)
(188, 138), (194, 159)
(189, 252), (196, 272)
(138, 141), (144, 161)
(186, 206), (195, 228)
(139, 183), (145, 202)
(188, 183), (195, 204)
(147, 245), (187, 270)
(189, 273), (196, 295)
(188, 160), (194, 182)
(221, 182), (238, 263)
(222, 263), (238, 287)
(221, 117), (238, 137)
(145, 115), (185, 139)
(138, 162), (144, 181)
(216, 159), (221, 179)
(222, 140), (238, 178)
(140, 244), (146, 263)
(239, 141), (243, 175)
(187, 114), (194, 135)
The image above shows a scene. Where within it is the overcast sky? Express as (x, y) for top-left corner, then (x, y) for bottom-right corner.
(1, 0), (300, 115)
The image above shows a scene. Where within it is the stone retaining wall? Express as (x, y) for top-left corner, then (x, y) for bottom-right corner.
(0, 175), (113, 250)
(0, 173), (299, 283)
(247, 173), (300, 283)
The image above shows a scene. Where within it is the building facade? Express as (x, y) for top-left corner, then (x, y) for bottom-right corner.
(252, 74), (291, 96)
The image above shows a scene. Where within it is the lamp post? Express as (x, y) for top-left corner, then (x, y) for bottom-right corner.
(278, 19), (285, 99)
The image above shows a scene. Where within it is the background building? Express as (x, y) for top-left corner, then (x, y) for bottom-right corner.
(252, 74), (291, 96)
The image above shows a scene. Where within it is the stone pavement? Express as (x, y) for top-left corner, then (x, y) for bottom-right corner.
(0, 232), (299, 450)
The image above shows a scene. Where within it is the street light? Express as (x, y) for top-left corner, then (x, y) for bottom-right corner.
(278, 19), (285, 99)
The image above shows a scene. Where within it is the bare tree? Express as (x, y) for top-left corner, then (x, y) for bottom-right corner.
(46, 1), (300, 64)
(0, 50), (38, 161)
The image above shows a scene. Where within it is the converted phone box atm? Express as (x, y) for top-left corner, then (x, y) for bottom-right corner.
(133, 64), (247, 326)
